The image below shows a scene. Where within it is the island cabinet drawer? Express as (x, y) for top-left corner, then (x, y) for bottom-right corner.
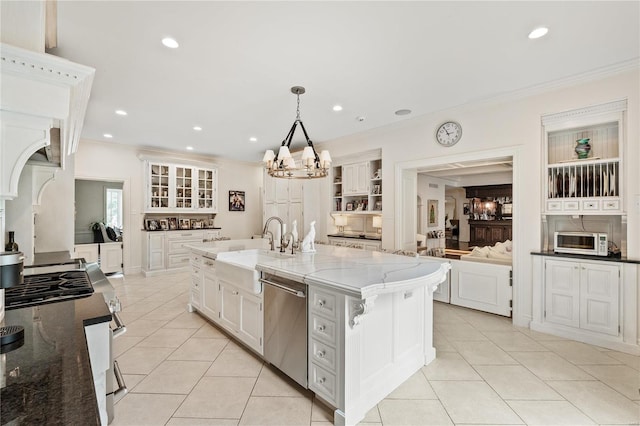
(311, 315), (337, 345)
(309, 363), (337, 404)
(310, 339), (336, 372)
(191, 253), (203, 266)
(310, 289), (338, 320)
(168, 254), (192, 269)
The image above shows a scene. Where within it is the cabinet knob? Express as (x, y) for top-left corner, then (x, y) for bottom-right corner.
(318, 300), (325, 307)
(318, 325), (326, 332)
(317, 350), (325, 358)
(318, 377), (326, 384)
(232, 290), (239, 295)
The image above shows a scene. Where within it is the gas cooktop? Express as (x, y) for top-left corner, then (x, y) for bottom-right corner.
(4, 270), (94, 310)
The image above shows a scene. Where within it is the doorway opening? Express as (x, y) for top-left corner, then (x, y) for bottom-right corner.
(396, 147), (524, 324)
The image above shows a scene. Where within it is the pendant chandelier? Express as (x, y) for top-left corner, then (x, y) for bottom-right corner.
(262, 86), (331, 179)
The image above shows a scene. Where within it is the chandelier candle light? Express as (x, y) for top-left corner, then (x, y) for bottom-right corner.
(263, 86), (331, 179)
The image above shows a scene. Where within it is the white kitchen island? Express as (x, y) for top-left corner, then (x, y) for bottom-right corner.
(185, 242), (450, 426)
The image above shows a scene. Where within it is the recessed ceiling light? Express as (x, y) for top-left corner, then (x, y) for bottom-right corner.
(395, 109), (412, 116)
(356, 116), (366, 122)
(193, 126), (202, 131)
(528, 27), (549, 39)
(115, 109), (127, 116)
(332, 105), (343, 112)
(186, 146), (194, 151)
(162, 37), (179, 48)
(249, 137), (257, 143)
(103, 133), (113, 138)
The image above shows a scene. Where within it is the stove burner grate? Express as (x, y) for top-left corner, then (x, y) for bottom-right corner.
(5, 270), (94, 309)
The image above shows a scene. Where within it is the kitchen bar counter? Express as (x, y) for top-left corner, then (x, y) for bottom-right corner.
(531, 250), (640, 264)
(1, 294), (111, 425)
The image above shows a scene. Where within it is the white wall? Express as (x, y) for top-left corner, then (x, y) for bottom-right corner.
(315, 69), (639, 330)
(417, 175), (446, 233)
(74, 140), (263, 274)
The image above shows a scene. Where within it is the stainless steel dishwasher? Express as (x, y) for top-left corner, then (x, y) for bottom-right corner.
(260, 273), (308, 388)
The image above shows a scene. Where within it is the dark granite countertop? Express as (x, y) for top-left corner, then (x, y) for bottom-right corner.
(1, 293), (112, 425)
(327, 234), (382, 241)
(531, 250), (640, 264)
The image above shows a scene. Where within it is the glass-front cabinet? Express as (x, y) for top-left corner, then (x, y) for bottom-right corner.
(149, 163), (170, 209)
(541, 99), (626, 214)
(145, 161), (218, 213)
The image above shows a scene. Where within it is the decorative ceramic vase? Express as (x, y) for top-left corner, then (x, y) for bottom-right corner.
(575, 138), (591, 159)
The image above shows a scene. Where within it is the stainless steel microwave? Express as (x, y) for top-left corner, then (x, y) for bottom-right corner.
(554, 231), (608, 256)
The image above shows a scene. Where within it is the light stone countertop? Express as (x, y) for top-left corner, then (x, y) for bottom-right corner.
(185, 240), (450, 299)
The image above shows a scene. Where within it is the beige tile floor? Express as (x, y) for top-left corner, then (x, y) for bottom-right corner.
(108, 272), (640, 426)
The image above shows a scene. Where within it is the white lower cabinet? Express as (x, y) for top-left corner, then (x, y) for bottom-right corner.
(143, 232), (166, 272)
(308, 288), (342, 407)
(237, 290), (263, 353)
(144, 230), (222, 275)
(545, 258), (619, 336)
(74, 244), (99, 263)
(197, 272), (263, 355)
(201, 260), (219, 320)
(100, 242), (123, 273)
(189, 253), (203, 310)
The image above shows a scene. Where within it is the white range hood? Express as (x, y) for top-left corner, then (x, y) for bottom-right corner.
(0, 42), (94, 200)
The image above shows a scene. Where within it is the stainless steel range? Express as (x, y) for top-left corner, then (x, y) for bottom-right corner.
(6, 258), (127, 424)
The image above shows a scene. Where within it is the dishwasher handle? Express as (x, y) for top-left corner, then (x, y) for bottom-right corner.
(260, 278), (306, 298)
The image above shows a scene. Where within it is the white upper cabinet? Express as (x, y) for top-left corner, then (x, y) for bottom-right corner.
(144, 161), (217, 213)
(342, 162), (369, 195)
(542, 99), (626, 215)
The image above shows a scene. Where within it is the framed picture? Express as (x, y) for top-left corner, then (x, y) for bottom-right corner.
(179, 218), (191, 230)
(229, 190), (245, 211)
(427, 199), (438, 227)
(168, 217), (178, 230)
(145, 219), (160, 231)
(463, 203), (470, 215)
(207, 219), (215, 229)
(159, 219), (168, 230)
(346, 202), (354, 211)
(191, 219), (202, 229)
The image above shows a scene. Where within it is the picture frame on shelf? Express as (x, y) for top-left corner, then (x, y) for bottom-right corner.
(374, 200), (382, 211)
(427, 199), (438, 226)
(168, 217), (177, 230)
(463, 203), (470, 215)
(207, 219), (215, 229)
(159, 219), (168, 230)
(229, 190), (245, 211)
(346, 202), (354, 211)
(179, 219), (191, 230)
(191, 219), (202, 229)
(145, 219), (160, 231)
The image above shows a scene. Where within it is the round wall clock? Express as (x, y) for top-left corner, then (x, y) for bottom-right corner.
(435, 121), (462, 146)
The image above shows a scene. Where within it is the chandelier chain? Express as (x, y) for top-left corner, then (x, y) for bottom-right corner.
(296, 93), (301, 120)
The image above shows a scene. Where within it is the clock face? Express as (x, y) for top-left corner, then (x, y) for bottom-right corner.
(436, 121), (462, 146)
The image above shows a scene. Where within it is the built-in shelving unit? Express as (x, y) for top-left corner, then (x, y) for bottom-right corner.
(331, 152), (382, 214)
(542, 100), (626, 214)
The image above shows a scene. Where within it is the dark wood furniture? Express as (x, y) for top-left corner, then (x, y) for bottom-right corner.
(469, 220), (512, 247)
(465, 184), (512, 199)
